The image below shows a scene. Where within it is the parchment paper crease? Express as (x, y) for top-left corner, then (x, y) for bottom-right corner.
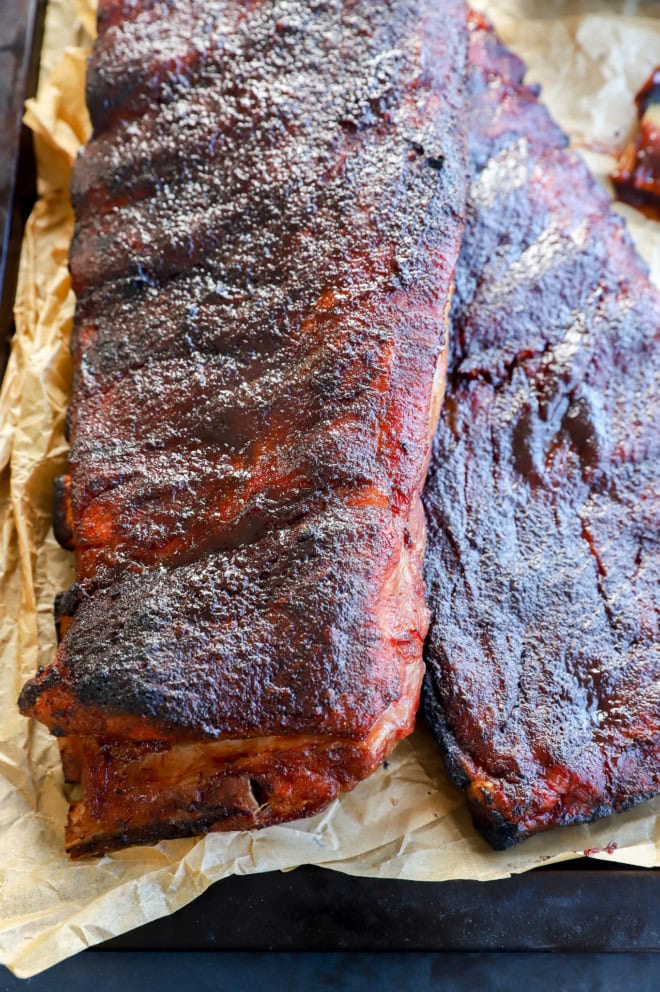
(1, 0), (658, 978)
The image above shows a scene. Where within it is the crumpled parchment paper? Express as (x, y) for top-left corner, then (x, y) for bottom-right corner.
(1, 0), (658, 978)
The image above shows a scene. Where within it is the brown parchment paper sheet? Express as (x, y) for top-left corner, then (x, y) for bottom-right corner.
(0, 0), (658, 978)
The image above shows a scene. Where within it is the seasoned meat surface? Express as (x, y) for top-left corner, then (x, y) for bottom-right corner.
(26, 502), (429, 742)
(423, 14), (660, 849)
(19, 0), (468, 855)
(63, 0), (467, 591)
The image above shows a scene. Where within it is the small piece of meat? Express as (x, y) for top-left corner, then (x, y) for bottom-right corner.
(18, 0), (468, 856)
(611, 67), (660, 218)
(423, 14), (660, 849)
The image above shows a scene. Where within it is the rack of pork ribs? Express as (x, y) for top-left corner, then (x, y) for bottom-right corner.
(422, 14), (659, 848)
(18, 0), (469, 857)
(19, 1), (659, 857)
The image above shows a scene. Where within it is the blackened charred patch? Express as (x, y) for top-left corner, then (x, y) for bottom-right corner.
(54, 585), (86, 643)
(17, 664), (63, 715)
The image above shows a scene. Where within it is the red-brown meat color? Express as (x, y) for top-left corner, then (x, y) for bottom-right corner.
(19, 0), (468, 856)
(611, 66), (660, 219)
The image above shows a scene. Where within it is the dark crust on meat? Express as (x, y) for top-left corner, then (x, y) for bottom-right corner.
(423, 671), (660, 850)
(19, 1), (468, 744)
(422, 13), (660, 848)
(22, 502), (426, 740)
(63, 0), (467, 593)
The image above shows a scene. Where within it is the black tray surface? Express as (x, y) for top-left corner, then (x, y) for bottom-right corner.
(102, 864), (659, 954)
(2, 951), (660, 992)
(0, 0), (46, 348)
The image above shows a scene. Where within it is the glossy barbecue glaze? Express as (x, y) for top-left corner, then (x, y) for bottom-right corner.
(19, 0), (468, 855)
(423, 14), (660, 849)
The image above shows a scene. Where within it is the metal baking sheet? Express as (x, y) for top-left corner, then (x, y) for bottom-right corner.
(0, 0), (45, 345)
(0, 0), (657, 967)
(101, 864), (660, 953)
